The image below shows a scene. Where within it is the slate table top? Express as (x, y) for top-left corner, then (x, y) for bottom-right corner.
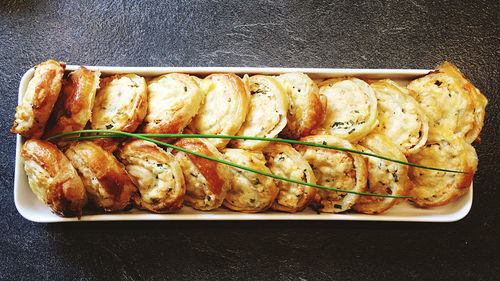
(1, 1), (499, 280)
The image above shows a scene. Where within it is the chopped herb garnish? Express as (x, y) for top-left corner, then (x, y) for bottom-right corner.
(392, 172), (399, 182)
(334, 204), (342, 209)
(278, 156), (285, 161)
(348, 128), (356, 134)
(105, 124), (114, 129)
(184, 86), (187, 92)
(253, 178), (261, 185)
(156, 163), (163, 167)
(434, 80), (442, 86)
(331, 121), (344, 128)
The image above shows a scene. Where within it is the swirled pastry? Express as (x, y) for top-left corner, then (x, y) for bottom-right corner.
(275, 72), (325, 139)
(315, 77), (378, 141)
(294, 135), (368, 213)
(352, 134), (412, 214)
(43, 66), (100, 148)
(65, 141), (136, 212)
(173, 138), (231, 210)
(407, 62), (487, 143)
(21, 139), (87, 217)
(118, 140), (185, 213)
(370, 79), (429, 155)
(222, 148), (278, 212)
(142, 73), (203, 140)
(230, 75), (288, 150)
(263, 143), (317, 212)
(407, 133), (477, 207)
(90, 74), (147, 151)
(189, 73), (249, 148)
(11, 60), (65, 138)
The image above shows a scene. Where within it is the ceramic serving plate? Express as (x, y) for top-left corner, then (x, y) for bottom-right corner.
(13, 65), (472, 223)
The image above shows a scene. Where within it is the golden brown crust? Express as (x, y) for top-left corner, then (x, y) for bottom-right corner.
(43, 66), (100, 148)
(21, 139), (87, 217)
(12, 60), (65, 138)
(65, 141), (136, 212)
(118, 140), (185, 213)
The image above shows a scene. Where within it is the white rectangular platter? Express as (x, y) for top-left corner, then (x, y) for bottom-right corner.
(14, 65), (473, 223)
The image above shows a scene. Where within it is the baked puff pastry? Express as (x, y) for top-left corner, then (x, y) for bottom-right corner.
(294, 135), (368, 213)
(141, 73), (203, 141)
(189, 73), (249, 149)
(118, 140), (185, 213)
(65, 141), (136, 212)
(11, 60), (65, 138)
(263, 143), (317, 212)
(407, 133), (477, 207)
(222, 148), (278, 212)
(407, 62), (487, 143)
(43, 66), (100, 148)
(352, 134), (412, 214)
(21, 139), (87, 217)
(370, 79), (429, 155)
(173, 138), (231, 210)
(276, 72), (325, 139)
(315, 77), (378, 142)
(230, 75), (288, 150)
(90, 74), (147, 151)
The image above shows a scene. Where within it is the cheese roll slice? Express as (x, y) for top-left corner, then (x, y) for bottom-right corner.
(295, 135), (368, 213)
(65, 141), (136, 212)
(12, 60), (65, 138)
(90, 74), (148, 151)
(118, 140), (185, 213)
(275, 72), (325, 139)
(370, 79), (429, 155)
(189, 73), (249, 149)
(407, 62), (487, 143)
(21, 139), (87, 217)
(231, 75), (288, 150)
(174, 138), (231, 211)
(352, 134), (412, 214)
(315, 77), (378, 141)
(44, 66), (100, 148)
(263, 143), (317, 213)
(407, 133), (477, 207)
(222, 148), (278, 212)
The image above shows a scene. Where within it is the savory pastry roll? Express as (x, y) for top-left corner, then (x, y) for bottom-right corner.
(315, 77), (378, 141)
(222, 148), (278, 212)
(189, 73), (249, 148)
(407, 62), (488, 143)
(11, 60), (65, 138)
(90, 73), (148, 151)
(141, 73), (203, 140)
(352, 133), (412, 214)
(370, 79), (429, 155)
(275, 72), (325, 139)
(65, 141), (136, 212)
(173, 138), (231, 211)
(263, 143), (317, 212)
(21, 139), (87, 217)
(118, 140), (185, 213)
(43, 66), (100, 148)
(407, 133), (477, 207)
(294, 135), (368, 213)
(230, 75), (288, 150)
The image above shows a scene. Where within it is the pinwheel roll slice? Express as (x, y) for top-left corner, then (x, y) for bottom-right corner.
(173, 138), (231, 211)
(230, 75), (288, 150)
(65, 141), (136, 212)
(222, 148), (278, 212)
(352, 133), (412, 214)
(315, 77), (378, 142)
(189, 73), (249, 149)
(21, 139), (87, 217)
(44, 66), (100, 148)
(118, 140), (185, 213)
(294, 135), (368, 213)
(263, 143), (317, 213)
(276, 72), (325, 139)
(12, 60), (65, 138)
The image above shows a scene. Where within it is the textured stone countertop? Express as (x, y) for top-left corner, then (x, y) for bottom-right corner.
(0, 1), (499, 280)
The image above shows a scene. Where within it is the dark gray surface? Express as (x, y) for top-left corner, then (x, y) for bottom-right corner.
(1, 0), (499, 280)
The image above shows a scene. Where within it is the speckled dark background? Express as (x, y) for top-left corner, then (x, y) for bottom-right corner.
(1, 0), (499, 280)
